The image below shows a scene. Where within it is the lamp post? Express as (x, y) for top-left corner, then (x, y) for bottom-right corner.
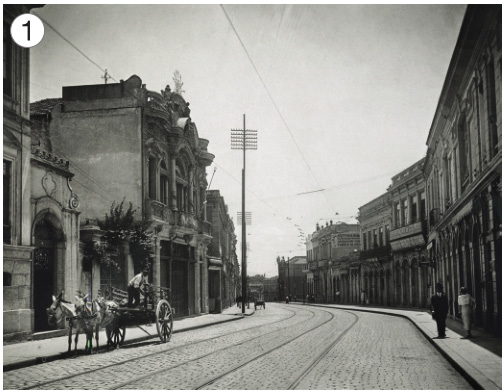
(231, 115), (257, 314)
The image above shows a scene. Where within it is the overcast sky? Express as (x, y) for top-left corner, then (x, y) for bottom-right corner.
(30, 3), (467, 278)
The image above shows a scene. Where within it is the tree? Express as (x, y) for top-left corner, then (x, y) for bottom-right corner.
(97, 199), (155, 274)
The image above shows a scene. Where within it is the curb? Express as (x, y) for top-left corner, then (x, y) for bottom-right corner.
(4, 314), (246, 373)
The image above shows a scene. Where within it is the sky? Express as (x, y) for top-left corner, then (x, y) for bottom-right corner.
(28, 3), (468, 278)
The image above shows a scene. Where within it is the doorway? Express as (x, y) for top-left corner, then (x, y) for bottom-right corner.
(33, 217), (60, 332)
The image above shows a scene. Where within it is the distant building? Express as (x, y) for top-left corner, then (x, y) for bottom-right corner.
(277, 256), (307, 301)
(388, 158), (428, 308)
(307, 222), (360, 303)
(206, 190), (238, 312)
(262, 276), (277, 302)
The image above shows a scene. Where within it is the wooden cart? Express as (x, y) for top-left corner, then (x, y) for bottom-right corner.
(105, 283), (173, 347)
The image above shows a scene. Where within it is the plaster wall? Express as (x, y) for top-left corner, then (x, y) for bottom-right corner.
(48, 105), (143, 221)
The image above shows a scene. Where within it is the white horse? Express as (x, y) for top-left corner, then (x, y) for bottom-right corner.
(47, 291), (118, 355)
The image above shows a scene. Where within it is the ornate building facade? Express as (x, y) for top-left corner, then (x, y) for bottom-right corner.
(305, 222), (360, 304)
(424, 5), (501, 335)
(30, 75), (215, 318)
(388, 158), (429, 308)
(358, 193), (392, 306)
(4, 5), (81, 340)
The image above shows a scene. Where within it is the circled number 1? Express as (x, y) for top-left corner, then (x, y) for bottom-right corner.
(22, 20), (30, 40)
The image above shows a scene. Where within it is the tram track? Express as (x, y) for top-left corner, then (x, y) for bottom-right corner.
(17, 305), (307, 390)
(114, 306), (358, 390)
(109, 304), (327, 390)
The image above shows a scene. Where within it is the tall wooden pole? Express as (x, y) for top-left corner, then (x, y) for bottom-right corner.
(242, 114), (247, 313)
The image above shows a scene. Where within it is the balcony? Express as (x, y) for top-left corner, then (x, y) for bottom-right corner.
(148, 200), (211, 235)
(359, 244), (391, 261)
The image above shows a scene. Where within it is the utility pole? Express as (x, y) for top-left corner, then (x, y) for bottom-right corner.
(231, 114), (257, 314)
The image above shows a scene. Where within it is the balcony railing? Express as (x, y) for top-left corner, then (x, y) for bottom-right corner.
(359, 244), (391, 261)
(148, 200), (211, 235)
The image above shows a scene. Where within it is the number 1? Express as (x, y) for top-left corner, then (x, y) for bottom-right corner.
(22, 20), (30, 41)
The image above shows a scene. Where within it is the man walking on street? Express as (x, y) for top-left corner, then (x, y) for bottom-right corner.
(430, 282), (449, 339)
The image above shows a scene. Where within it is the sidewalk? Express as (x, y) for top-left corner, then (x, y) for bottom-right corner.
(305, 302), (501, 390)
(3, 305), (255, 372)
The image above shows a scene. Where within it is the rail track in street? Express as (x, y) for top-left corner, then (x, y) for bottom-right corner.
(5, 304), (472, 390)
(12, 305), (305, 390)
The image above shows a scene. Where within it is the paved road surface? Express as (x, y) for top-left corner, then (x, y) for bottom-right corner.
(3, 303), (473, 390)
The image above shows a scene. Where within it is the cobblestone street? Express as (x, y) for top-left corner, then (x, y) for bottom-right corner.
(3, 304), (473, 390)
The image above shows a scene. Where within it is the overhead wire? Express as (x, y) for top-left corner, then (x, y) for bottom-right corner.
(220, 5), (338, 216)
(32, 11), (117, 83)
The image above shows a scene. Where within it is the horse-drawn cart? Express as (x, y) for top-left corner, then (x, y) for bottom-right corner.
(105, 283), (173, 347)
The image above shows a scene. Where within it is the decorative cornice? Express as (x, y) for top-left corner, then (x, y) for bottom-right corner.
(31, 147), (70, 169)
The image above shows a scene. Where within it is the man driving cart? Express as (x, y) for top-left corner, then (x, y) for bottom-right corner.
(127, 269), (149, 308)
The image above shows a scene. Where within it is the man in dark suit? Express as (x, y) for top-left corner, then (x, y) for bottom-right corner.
(430, 282), (449, 338)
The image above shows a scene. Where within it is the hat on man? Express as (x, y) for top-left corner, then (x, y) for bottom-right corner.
(435, 282), (444, 291)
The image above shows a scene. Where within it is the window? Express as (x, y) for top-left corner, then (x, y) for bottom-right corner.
(4, 272), (12, 286)
(159, 160), (169, 205)
(402, 199), (408, 226)
(379, 227), (383, 246)
(160, 175), (168, 204)
(373, 229), (377, 247)
(362, 232), (367, 251)
(385, 225), (390, 244)
(411, 195), (418, 223)
(486, 56), (499, 158)
(420, 192), (426, 220)
(4, 160), (11, 244)
(395, 202), (401, 228)
(176, 183), (183, 210)
(148, 157), (156, 200)
(3, 22), (12, 96)
(458, 117), (471, 190)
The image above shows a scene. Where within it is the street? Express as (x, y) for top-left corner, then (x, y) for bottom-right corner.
(4, 303), (473, 390)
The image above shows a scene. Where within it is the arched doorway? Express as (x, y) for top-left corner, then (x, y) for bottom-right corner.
(33, 214), (63, 332)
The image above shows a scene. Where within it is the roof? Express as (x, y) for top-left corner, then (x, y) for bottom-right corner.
(30, 98), (62, 116)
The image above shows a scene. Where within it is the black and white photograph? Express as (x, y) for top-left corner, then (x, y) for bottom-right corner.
(3, 3), (502, 390)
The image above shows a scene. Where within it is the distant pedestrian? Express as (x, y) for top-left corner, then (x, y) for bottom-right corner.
(286, 296), (289, 304)
(360, 290), (368, 306)
(430, 283), (449, 339)
(237, 295), (242, 308)
(458, 287), (476, 339)
(311, 295), (314, 303)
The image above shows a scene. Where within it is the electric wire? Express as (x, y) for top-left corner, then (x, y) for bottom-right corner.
(33, 12), (117, 83)
(220, 5), (337, 216)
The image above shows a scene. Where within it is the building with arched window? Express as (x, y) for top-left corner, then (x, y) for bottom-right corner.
(424, 5), (501, 335)
(30, 75), (215, 319)
(4, 5), (81, 341)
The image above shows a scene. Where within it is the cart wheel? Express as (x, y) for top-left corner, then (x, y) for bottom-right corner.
(106, 323), (126, 348)
(156, 299), (173, 343)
